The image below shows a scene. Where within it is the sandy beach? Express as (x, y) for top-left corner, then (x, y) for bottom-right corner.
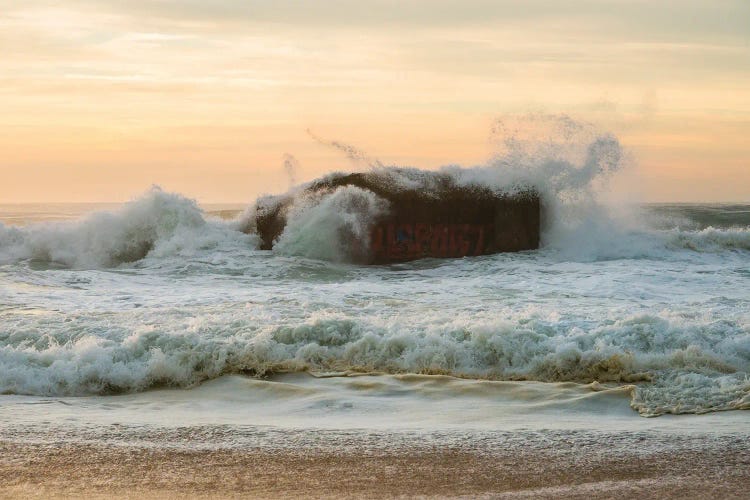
(2, 423), (749, 499)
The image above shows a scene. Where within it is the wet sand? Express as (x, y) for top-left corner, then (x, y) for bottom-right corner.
(2, 377), (748, 498)
(2, 431), (749, 499)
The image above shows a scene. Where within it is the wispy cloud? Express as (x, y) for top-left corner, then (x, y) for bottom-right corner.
(0, 0), (748, 202)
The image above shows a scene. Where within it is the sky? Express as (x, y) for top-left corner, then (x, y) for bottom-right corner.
(1, 0), (748, 203)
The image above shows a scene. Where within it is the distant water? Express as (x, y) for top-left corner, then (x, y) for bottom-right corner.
(1, 194), (748, 420)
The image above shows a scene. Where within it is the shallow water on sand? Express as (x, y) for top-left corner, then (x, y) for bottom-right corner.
(3, 373), (748, 439)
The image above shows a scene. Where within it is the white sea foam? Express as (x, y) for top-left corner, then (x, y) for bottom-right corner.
(0, 187), (256, 268)
(273, 186), (389, 262)
(263, 115), (748, 263)
(1, 301), (748, 416)
(1, 116), (746, 268)
(666, 226), (750, 252)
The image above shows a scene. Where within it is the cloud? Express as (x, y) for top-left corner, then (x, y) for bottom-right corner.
(53, 0), (747, 42)
(1, 0), (749, 204)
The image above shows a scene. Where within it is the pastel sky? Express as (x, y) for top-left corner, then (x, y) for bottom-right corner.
(2, 0), (748, 203)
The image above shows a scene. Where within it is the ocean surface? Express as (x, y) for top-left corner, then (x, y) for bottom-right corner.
(1, 120), (749, 446)
(0, 193), (748, 431)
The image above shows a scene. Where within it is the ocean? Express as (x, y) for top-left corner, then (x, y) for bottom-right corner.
(1, 140), (749, 495)
(1, 197), (748, 416)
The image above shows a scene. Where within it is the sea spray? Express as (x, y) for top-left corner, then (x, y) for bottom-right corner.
(253, 114), (628, 262)
(273, 186), (389, 262)
(0, 187), (255, 268)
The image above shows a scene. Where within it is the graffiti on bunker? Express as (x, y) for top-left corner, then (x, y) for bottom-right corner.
(370, 223), (489, 261)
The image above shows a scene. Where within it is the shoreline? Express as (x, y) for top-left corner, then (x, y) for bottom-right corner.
(2, 375), (749, 497)
(2, 424), (749, 499)
(3, 437), (749, 499)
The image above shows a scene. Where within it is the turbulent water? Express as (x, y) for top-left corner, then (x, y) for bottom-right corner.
(1, 124), (748, 419)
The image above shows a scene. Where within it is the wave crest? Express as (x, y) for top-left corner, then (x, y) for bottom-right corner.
(2, 311), (748, 416)
(273, 186), (389, 262)
(667, 226), (750, 252)
(0, 188), (255, 268)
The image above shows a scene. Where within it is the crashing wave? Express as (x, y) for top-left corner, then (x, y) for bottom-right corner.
(0, 188), (255, 268)
(1, 310), (748, 416)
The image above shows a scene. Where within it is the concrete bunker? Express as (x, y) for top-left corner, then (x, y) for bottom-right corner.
(251, 170), (540, 263)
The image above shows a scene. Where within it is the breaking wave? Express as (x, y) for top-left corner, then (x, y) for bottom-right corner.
(1, 115), (747, 267)
(1, 311), (748, 416)
(0, 188), (255, 268)
(666, 226), (750, 253)
(273, 185), (389, 262)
